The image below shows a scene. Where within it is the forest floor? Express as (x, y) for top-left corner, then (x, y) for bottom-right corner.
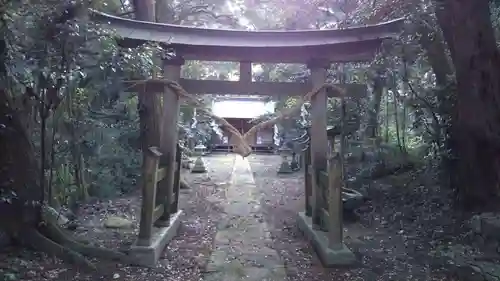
(0, 154), (235, 281)
(247, 155), (461, 281)
(0, 154), (494, 281)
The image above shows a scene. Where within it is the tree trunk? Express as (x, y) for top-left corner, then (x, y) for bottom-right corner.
(0, 89), (42, 233)
(384, 90), (389, 142)
(365, 75), (384, 138)
(133, 0), (162, 158)
(391, 89), (403, 151)
(1, 86), (157, 268)
(434, 0), (500, 209)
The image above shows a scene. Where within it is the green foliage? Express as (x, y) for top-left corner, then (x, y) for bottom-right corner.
(0, 0), (249, 206)
(0, 0), (162, 207)
(53, 163), (87, 207)
(492, 2), (500, 43)
(2, 0), (498, 209)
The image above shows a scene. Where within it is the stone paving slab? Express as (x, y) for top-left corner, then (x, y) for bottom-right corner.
(202, 156), (286, 281)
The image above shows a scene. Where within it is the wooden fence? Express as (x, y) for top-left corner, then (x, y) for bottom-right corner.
(137, 144), (182, 246)
(303, 143), (344, 248)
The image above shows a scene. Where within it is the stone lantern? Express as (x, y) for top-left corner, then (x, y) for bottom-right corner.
(290, 143), (300, 171)
(191, 143), (207, 173)
(277, 145), (293, 174)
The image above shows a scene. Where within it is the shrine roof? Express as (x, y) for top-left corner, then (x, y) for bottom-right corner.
(91, 10), (403, 63)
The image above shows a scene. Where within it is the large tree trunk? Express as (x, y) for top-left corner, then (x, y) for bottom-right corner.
(0, 86), (159, 268)
(133, 0), (162, 161)
(434, 0), (500, 209)
(0, 5), (41, 234)
(0, 6), (153, 268)
(0, 58), (99, 268)
(0, 89), (42, 233)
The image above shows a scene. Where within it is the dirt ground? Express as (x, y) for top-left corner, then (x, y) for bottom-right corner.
(247, 154), (460, 281)
(0, 153), (476, 281)
(0, 154), (235, 281)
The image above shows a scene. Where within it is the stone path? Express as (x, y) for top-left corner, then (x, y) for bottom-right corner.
(202, 156), (286, 281)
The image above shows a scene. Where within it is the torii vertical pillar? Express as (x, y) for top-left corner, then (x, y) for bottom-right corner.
(308, 60), (329, 229)
(129, 56), (184, 267)
(296, 60), (355, 266)
(157, 56), (185, 226)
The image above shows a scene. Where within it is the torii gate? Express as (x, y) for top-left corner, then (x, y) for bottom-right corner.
(92, 10), (402, 267)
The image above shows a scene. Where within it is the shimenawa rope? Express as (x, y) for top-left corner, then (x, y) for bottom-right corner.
(127, 79), (346, 157)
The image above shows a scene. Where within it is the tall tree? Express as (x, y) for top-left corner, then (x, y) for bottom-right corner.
(433, 0), (500, 208)
(0, 1), (91, 266)
(131, 0), (161, 158)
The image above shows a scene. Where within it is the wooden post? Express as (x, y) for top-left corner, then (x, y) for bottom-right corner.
(310, 165), (321, 230)
(307, 60), (330, 228)
(304, 144), (312, 217)
(170, 143), (182, 214)
(338, 66), (347, 184)
(327, 156), (343, 249)
(156, 56), (184, 227)
(328, 65), (345, 249)
(339, 97), (346, 184)
(239, 61), (252, 83)
(137, 147), (162, 246)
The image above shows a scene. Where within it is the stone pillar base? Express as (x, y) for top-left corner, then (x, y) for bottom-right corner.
(128, 210), (183, 267)
(191, 156), (207, 173)
(296, 211), (356, 266)
(277, 161), (293, 174)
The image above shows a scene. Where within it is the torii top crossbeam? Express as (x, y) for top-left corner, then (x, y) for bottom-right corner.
(91, 11), (403, 64)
